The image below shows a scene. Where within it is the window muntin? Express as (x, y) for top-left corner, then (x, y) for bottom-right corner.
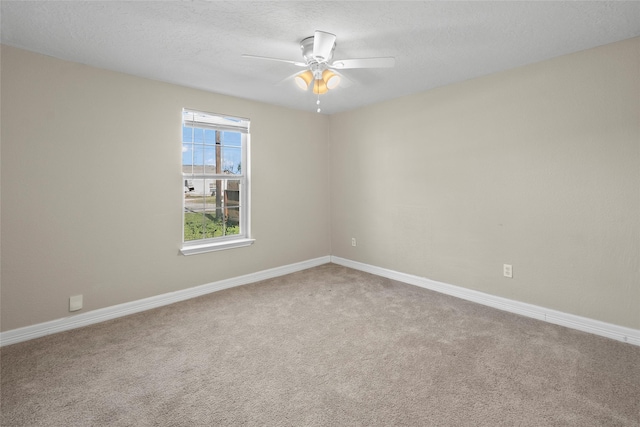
(181, 109), (251, 254)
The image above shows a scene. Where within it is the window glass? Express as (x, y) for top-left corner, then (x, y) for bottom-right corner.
(181, 109), (250, 253)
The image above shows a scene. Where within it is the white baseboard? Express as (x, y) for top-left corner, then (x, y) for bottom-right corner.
(0, 256), (331, 347)
(3, 255), (638, 348)
(331, 256), (640, 347)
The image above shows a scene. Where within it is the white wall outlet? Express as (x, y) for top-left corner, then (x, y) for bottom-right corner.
(69, 294), (83, 312)
(351, 237), (357, 247)
(503, 264), (513, 278)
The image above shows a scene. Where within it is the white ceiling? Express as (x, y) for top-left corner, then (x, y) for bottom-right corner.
(2, 1), (639, 115)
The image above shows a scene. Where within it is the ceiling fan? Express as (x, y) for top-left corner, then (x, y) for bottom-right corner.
(242, 30), (395, 112)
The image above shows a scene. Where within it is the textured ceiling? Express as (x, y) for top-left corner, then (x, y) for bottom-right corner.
(2, 1), (639, 115)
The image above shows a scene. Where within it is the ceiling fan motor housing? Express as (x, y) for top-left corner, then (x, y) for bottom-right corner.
(300, 36), (335, 65)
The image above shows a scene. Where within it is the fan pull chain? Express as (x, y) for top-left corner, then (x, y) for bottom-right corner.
(316, 93), (321, 113)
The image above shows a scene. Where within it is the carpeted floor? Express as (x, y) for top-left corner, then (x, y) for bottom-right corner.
(1, 263), (639, 426)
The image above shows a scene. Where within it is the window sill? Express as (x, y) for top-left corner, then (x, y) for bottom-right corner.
(180, 238), (255, 256)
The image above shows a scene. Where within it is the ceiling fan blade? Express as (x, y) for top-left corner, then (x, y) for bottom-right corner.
(241, 54), (306, 67)
(332, 69), (354, 88)
(313, 30), (337, 62)
(330, 57), (396, 69)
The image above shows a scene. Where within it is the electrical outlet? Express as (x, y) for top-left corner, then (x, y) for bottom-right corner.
(351, 238), (356, 247)
(69, 295), (83, 312)
(503, 264), (513, 278)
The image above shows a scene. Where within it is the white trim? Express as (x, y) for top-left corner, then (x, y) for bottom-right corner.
(3, 255), (637, 348)
(0, 256), (331, 347)
(330, 256), (640, 347)
(180, 238), (255, 255)
(183, 109), (250, 133)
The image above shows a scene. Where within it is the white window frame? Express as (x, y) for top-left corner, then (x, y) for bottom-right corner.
(180, 108), (254, 255)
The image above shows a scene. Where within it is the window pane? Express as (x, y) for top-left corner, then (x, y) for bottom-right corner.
(184, 191), (204, 241)
(222, 146), (242, 175)
(224, 180), (241, 232)
(182, 145), (195, 168)
(204, 179), (222, 210)
(182, 126), (194, 143)
(203, 207), (223, 238)
(221, 131), (241, 147)
(203, 129), (216, 145)
(183, 127), (205, 144)
(190, 144), (204, 168)
(204, 146), (216, 173)
(182, 143), (192, 167)
(184, 192), (204, 212)
(183, 211), (203, 241)
(224, 207), (241, 234)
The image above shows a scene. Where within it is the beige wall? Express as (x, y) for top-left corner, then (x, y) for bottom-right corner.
(0, 45), (330, 331)
(329, 37), (639, 329)
(2, 37), (639, 333)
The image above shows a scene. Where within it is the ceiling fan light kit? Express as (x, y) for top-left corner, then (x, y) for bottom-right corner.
(322, 70), (340, 89)
(294, 70), (314, 90)
(243, 30), (395, 112)
(313, 78), (328, 95)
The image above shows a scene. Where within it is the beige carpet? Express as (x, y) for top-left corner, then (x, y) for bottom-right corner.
(1, 263), (639, 426)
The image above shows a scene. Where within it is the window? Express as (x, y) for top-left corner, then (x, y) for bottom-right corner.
(180, 109), (253, 255)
